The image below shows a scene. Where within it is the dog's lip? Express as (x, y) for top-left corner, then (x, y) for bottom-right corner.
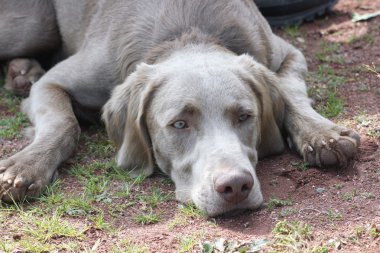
(192, 192), (263, 217)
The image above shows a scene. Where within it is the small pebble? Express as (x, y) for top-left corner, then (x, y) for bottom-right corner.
(296, 37), (305, 43)
(316, 187), (326, 194)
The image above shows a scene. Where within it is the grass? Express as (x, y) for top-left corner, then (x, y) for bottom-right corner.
(348, 34), (374, 45)
(63, 134), (170, 228)
(134, 208), (161, 225)
(138, 187), (168, 208)
(368, 128), (380, 139)
(83, 132), (116, 158)
(315, 41), (345, 65)
(270, 177), (279, 186)
(0, 112), (29, 139)
(278, 207), (297, 218)
(307, 63), (346, 118)
(333, 183), (344, 190)
(2, 240), (57, 253)
(61, 196), (95, 216)
(21, 210), (87, 242)
(269, 220), (315, 252)
(0, 206), (88, 252)
(370, 225), (380, 238)
(115, 183), (132, 198)
(84, 176), (109, 196)
(362, 63), (380, 79)
(267, 197), (293, 210)
(319, 90), (344, 118)
(90, 211), (110, 230)
(348, 224), (380, 245)
(290, 161), (309, 171)
(111, 239), (149, 253)
(354, 111), (380, 139)
(341, 190), (358, 201)
(35, 180), (99, 217)
(167, 214), (188, 229)
(202, 238), (270, 252)
(178, 203), (206, 218)
(361, 192), (375, 199)
(178, 234), (199, 253)
(349, 225), (366, 243)
(354, 112), (372, 127)
(325, 209), (343, 221)
(0, 80), (30, 139)
(283, 25), (300, 39)
(0, 90), (23, 112)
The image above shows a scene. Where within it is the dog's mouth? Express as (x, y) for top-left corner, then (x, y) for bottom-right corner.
(191, 193), (264, 217)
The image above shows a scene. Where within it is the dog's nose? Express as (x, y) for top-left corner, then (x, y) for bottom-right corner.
(214, 171), (253, 203)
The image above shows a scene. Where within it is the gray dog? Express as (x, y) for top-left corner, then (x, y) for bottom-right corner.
(0, 0), (359, 216)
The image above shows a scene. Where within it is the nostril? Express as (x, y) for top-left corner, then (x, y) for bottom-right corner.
(242, 183), (252, 192)
(215, 183), (233, 194)
(224, 186), (233, 194)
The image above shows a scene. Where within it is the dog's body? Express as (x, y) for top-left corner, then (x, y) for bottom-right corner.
(0, 0), (359, 216)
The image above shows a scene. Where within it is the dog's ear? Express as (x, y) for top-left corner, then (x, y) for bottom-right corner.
(102, 63), (157, 177)
(236, 54), (285, 157)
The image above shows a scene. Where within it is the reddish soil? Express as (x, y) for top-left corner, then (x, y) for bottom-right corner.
(1, 0), (379, 252)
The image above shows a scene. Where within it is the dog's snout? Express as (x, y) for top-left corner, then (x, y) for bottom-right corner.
(214, 171), (253, 203)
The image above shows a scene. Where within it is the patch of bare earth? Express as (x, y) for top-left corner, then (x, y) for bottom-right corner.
(0, 0), (379, 252)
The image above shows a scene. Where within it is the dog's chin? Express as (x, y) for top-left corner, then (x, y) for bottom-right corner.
(192, 192), (264, 217)
(197, 202), (263, 217)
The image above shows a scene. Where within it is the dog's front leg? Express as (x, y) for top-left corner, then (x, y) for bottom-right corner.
(0, 58), (83, 202)
(273, 37), (360, 168)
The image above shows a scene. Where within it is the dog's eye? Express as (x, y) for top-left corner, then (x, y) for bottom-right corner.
(238, 114), (250, 122)
(172, 120), (188, 129)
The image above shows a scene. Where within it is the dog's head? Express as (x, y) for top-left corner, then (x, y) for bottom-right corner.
(103, 48), (281, 216)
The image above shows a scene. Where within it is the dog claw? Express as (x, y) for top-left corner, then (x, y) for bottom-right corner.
(321, 140), (326, 146)
(307, 145), (313, 152)
(7, 179), (13, 185)
(329, 139), (335, 144)
(28, 184), (37, 191)
(14, 178), (24, 188)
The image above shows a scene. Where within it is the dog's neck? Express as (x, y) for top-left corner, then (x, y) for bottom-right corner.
(143, 27), (234, 65)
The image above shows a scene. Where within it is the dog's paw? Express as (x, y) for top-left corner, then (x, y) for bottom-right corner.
(5, 58), (45, 96)
(301, 126), (360, 168)
(0, 152), (57, 202)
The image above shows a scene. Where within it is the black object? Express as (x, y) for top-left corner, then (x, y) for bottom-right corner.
(254, 0), (339, 27)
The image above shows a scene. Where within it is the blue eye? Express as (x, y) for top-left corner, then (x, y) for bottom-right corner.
(172, 120), (188, 129)
(239, 114), (250, 122)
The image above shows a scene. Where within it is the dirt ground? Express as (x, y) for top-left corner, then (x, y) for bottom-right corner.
(0, 0), (379, 252)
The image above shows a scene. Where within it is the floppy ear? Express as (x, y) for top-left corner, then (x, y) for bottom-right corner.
(102, 63), (157, 177)
(236, 55), (285, 157)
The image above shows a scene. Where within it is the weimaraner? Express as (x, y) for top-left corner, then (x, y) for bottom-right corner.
(0, 0), (359, 216)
